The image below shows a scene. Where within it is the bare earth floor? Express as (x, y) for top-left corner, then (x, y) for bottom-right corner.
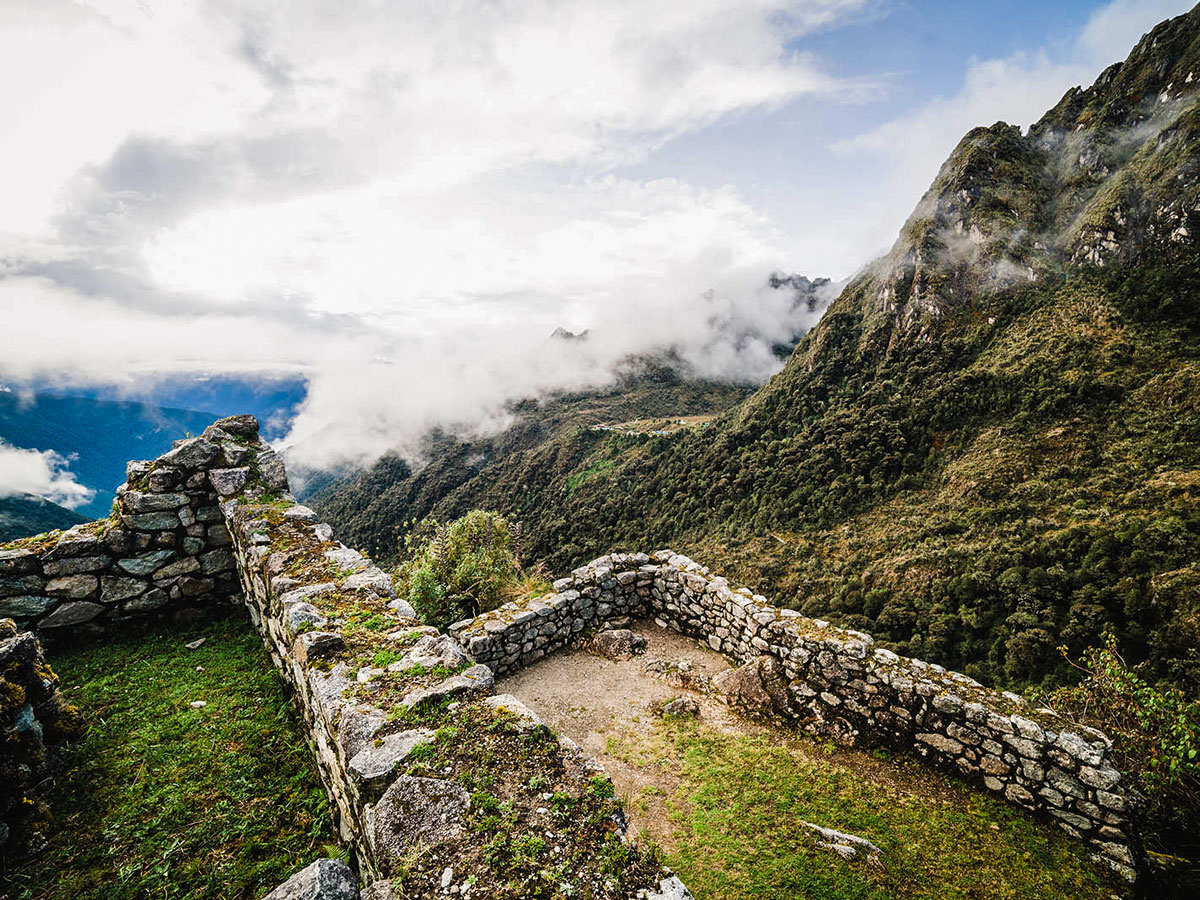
(497, 620), (1123, 900)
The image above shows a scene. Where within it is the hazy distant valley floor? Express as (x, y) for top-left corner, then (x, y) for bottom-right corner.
(4, 613), (334, 900)
(499, 622), (1121, 900)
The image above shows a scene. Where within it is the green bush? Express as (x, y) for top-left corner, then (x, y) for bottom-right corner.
(396, 510), (550, 628)
(1046, 637), (1200, 847)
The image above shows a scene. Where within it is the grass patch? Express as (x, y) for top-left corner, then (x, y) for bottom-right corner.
(6, 613), (335, 900)
(610, 718), (1122, 900)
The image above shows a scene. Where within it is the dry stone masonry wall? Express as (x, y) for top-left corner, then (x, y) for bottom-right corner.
(0, 414), (280, 638)
(451, 551), (1141, 879)
(2, 417), (690, 899)
(0, 620), (81, 859)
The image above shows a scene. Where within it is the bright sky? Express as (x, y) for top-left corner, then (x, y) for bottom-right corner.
(0, 0), (1192, 474)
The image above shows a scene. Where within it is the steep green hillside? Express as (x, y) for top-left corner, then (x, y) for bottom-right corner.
(313, 364), (755, 559)
(0, 493), (87, 542)
(318, 8), (1200, 693)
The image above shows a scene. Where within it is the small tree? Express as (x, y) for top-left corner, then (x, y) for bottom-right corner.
(1046, 637), (1200, 847)
(396, 510), (549, 628)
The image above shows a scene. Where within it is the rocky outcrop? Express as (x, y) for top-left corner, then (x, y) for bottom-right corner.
(452, 550), (1142, 879)
(0, 620), (82, 859)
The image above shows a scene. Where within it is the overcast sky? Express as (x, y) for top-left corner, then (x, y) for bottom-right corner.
(0, 0), (1192, 484)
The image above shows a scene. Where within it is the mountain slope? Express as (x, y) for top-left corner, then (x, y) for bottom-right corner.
(317, 8), (1200, 692)
(0, 493), (87, 542)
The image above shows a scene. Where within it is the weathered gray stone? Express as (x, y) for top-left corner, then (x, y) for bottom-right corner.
(121, 491), (189, 513)
(200, 548), (235, 575)
(283, 505), (318, 522)
(47, 530), (100, 558)
(124, 589), (169, 612)
(213, 414), (259, 437)
(279, 583), (338, 605)
(208, 468), (250, 496)
(256, 448), (290, 491)
(0, 596), (54, 617)
(348, 729), (435, 795)
(591, 628), (647, 660)
(295, 631), (346, 665)
(661, 697), (700, 717)
(40, 600), (104, 628)
(117, 549), (176, 575)
(341, 568), (395, 598)
(101, 576), (147, 603)
(42, 554), (111, 576)
(0, 549), (38, 575)
(0, 575), (45, 597)
(46, 574), (98, 599)
(285, 602), (328, 636)
(261, 858), (358, 900)
(638, 876), (695, 900)
(158, 437), (221, 471)
(125, 511), (184, 531)
(371, 776), (468, 866)
(400, 664), (494, 709)
(147, 467), (183, 491)
(391, 635), (468, 671)
(156, 557), (201, 579)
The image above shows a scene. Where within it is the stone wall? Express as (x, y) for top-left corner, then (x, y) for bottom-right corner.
(0, 414), (281, 638)
(209, 423), (686, 898)
(0, 619), (82, 859)
(450, 550), (1140, 879)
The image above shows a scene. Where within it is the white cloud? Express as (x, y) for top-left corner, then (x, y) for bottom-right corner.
(0, 440), (96, 510)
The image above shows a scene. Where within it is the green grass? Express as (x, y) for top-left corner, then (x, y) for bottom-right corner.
(6, 613), (336, 900)
(612, 719), (1122, 900)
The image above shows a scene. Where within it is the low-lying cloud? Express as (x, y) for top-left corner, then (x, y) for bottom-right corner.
(0, 440), (95, 510)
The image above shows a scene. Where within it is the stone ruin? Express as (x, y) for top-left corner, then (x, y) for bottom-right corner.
(0, 414), (1144, 892)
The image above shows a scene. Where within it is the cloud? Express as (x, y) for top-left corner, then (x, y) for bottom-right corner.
(0, 440), (96, 510)
(832, 0), (1194, 261)
(0, 1), (872, 471)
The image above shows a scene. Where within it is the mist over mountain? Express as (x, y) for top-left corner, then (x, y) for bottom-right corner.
(316, 5), (1200, 698)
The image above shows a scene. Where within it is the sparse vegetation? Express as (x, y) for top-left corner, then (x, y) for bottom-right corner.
(608, 717), (1120, 900)
(395, 510), (551, 628)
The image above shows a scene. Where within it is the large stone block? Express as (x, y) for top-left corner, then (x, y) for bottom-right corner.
(261, 858), (358, 900)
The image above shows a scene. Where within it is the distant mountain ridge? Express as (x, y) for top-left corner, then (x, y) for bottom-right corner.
(0, 493), (87, 542)
(315, 6), (1200, 696)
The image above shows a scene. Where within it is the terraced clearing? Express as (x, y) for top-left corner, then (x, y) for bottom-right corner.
(498, 621), (1124, 900)
(5, 612), (335, 900)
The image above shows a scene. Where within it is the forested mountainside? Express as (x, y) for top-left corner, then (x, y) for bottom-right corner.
(0, 493), (86, 542)
(317, 7), (1200, 692)
(312, 361), (756, 558)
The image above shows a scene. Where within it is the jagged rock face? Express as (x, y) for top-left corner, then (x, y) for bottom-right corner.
(827, 5), (1200, 349)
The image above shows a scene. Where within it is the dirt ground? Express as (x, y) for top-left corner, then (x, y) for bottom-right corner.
(497, 620), (764, 849)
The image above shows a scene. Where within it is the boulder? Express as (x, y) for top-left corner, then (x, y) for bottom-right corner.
(371, 776), (468, 868)
(261, 858), (358, 900)
(592, 628), (647, 661)
(212, 414), (259, 438)
(661, 697), (700, 718)
(712, 656), (794, 719)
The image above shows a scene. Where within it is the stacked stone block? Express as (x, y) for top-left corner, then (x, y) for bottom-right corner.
(452, 549), (1140, 879)
(0, 619), (82, 858)
(0, 414), (282, 638)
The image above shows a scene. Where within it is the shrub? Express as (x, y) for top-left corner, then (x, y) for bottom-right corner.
(1045, 636), (1200, 847)
(396, 510), (550, 628)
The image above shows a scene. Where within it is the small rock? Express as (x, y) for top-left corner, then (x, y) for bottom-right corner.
(185, 638), (207, 650)
(260, 858), (358, 900)
(661, 697), (700, 718)
(591, 628), (647, 660)
(190, 701), (207, 709)
(441, 867), (453, 889)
